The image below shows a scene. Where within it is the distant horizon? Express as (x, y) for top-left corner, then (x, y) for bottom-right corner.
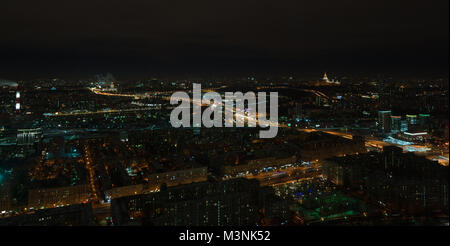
(1, 69), (449, 82)
(1, 0), (448, 82)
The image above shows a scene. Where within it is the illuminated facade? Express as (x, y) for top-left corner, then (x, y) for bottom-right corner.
(16, 128), (42, 146)
(322, 72), (330, 83)
(28, 184), (91, 209)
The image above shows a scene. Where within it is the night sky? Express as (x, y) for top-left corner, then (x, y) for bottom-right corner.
(0, 0), (448, 79)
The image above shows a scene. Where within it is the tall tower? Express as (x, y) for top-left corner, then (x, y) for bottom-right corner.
(15, 88), (21, 114)
(322, 72), (330, 83)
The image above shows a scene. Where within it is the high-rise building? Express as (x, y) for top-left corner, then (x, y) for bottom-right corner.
(323, 147), (449, 215)
(400, 120), (408, 132)
(112, 178), (262, 226)
(391, 116), (401, 133)
(15, 90), (20, 114)
(378, 110), (392, 134)
(418, 114), (430, 127)
(294, 102), (302, 119)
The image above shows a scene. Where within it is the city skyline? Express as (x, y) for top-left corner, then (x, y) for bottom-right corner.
(0, 0), (448, 234)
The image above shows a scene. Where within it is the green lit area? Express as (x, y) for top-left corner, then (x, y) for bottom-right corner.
(294, 192), (367, 222)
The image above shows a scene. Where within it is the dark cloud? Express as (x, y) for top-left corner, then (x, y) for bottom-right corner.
(0, 0), (448, 79)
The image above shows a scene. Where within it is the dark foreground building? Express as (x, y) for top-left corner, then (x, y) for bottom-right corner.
(0, 203), (94, 226)
(111, 178), (286, 226)
(323, 146), (449, 216)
